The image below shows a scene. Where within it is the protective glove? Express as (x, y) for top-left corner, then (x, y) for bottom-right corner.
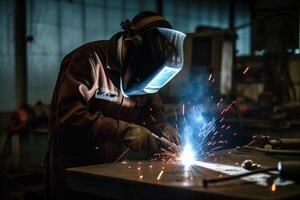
(116, 121), (159, 151)
(159, 124), (180, 146)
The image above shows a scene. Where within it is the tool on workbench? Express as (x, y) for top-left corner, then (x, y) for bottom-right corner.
(151, 132), (180, 153)
(246, 136), (300, 149)
(238, 136), (300, 155)
(203, 161), (300, 187)
(241, 159), (262, 170)
(269, 138), (300, 149)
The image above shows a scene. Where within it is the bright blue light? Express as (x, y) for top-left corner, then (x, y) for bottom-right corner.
(180, 105), (215, 166)
(180, 143), (196, 170)
(144, 66), (181, 93)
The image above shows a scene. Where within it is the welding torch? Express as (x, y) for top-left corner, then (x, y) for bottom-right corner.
(203, 161), (300, 187)
(151, 132), (180, 153)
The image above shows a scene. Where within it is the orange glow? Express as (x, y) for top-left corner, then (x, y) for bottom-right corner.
(157, 170), (164, 181)
(243, 67), (249, 75)
(139, 175), (143, 179)
(271, 184), (276, 192)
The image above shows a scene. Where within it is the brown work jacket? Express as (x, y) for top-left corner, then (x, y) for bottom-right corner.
(47, 33), (172, 196)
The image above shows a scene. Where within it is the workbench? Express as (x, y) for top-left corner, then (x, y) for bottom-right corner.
(66, 148), (300, 200)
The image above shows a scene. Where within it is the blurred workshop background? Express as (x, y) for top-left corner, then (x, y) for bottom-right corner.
(0, 0), (299, 199)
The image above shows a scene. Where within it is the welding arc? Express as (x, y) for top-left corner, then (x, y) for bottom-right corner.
(202, 167), (276, 187)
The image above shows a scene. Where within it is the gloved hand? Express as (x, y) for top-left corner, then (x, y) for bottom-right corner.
(116, 121), (159, 151)
(160, 124), (180, 145)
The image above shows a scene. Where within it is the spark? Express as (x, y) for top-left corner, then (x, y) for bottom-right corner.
(243, 67), (249, 75)
(271, 183), (276, 192)
(139, 175), (143, 179)
(157, 170), (164, 181)
(208, 74), (212, 81)
(210, 146), (222, 151)
(221, 101), (236, 114)
(217, 98), (223, 106)
(220, 109), (226, 115)
(115, 148), (130, 162)
(225, 101), (236, 112)
(150, 115), (156, 121)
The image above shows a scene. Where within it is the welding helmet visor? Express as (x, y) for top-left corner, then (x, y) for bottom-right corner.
(121, 27), (186, 97)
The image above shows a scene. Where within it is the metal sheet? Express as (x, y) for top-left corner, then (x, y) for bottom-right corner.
(66, 149), (300, 200)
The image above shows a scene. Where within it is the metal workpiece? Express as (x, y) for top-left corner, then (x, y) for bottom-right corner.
(66, 149), (300, 200)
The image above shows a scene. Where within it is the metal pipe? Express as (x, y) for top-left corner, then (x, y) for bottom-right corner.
(14, 0), (27, 106)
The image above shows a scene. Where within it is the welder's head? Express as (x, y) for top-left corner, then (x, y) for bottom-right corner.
(120, 11), (186, 97)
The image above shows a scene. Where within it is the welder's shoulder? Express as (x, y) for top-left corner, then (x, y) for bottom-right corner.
(61, 40), (108, 66)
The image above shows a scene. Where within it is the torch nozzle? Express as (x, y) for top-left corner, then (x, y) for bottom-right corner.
(151, 132), (180, 153)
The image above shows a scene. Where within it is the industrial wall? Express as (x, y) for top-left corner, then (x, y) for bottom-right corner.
(0, 0), (250, 111)
(0, 0), (16, 110)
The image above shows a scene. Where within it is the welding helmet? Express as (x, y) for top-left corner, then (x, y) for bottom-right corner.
(120, 14), (186, 97)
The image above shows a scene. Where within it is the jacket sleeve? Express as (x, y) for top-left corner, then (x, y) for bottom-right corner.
(56, 52), (119, 140)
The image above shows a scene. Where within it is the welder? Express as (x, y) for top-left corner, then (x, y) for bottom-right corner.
(47, 11), (186, 198)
